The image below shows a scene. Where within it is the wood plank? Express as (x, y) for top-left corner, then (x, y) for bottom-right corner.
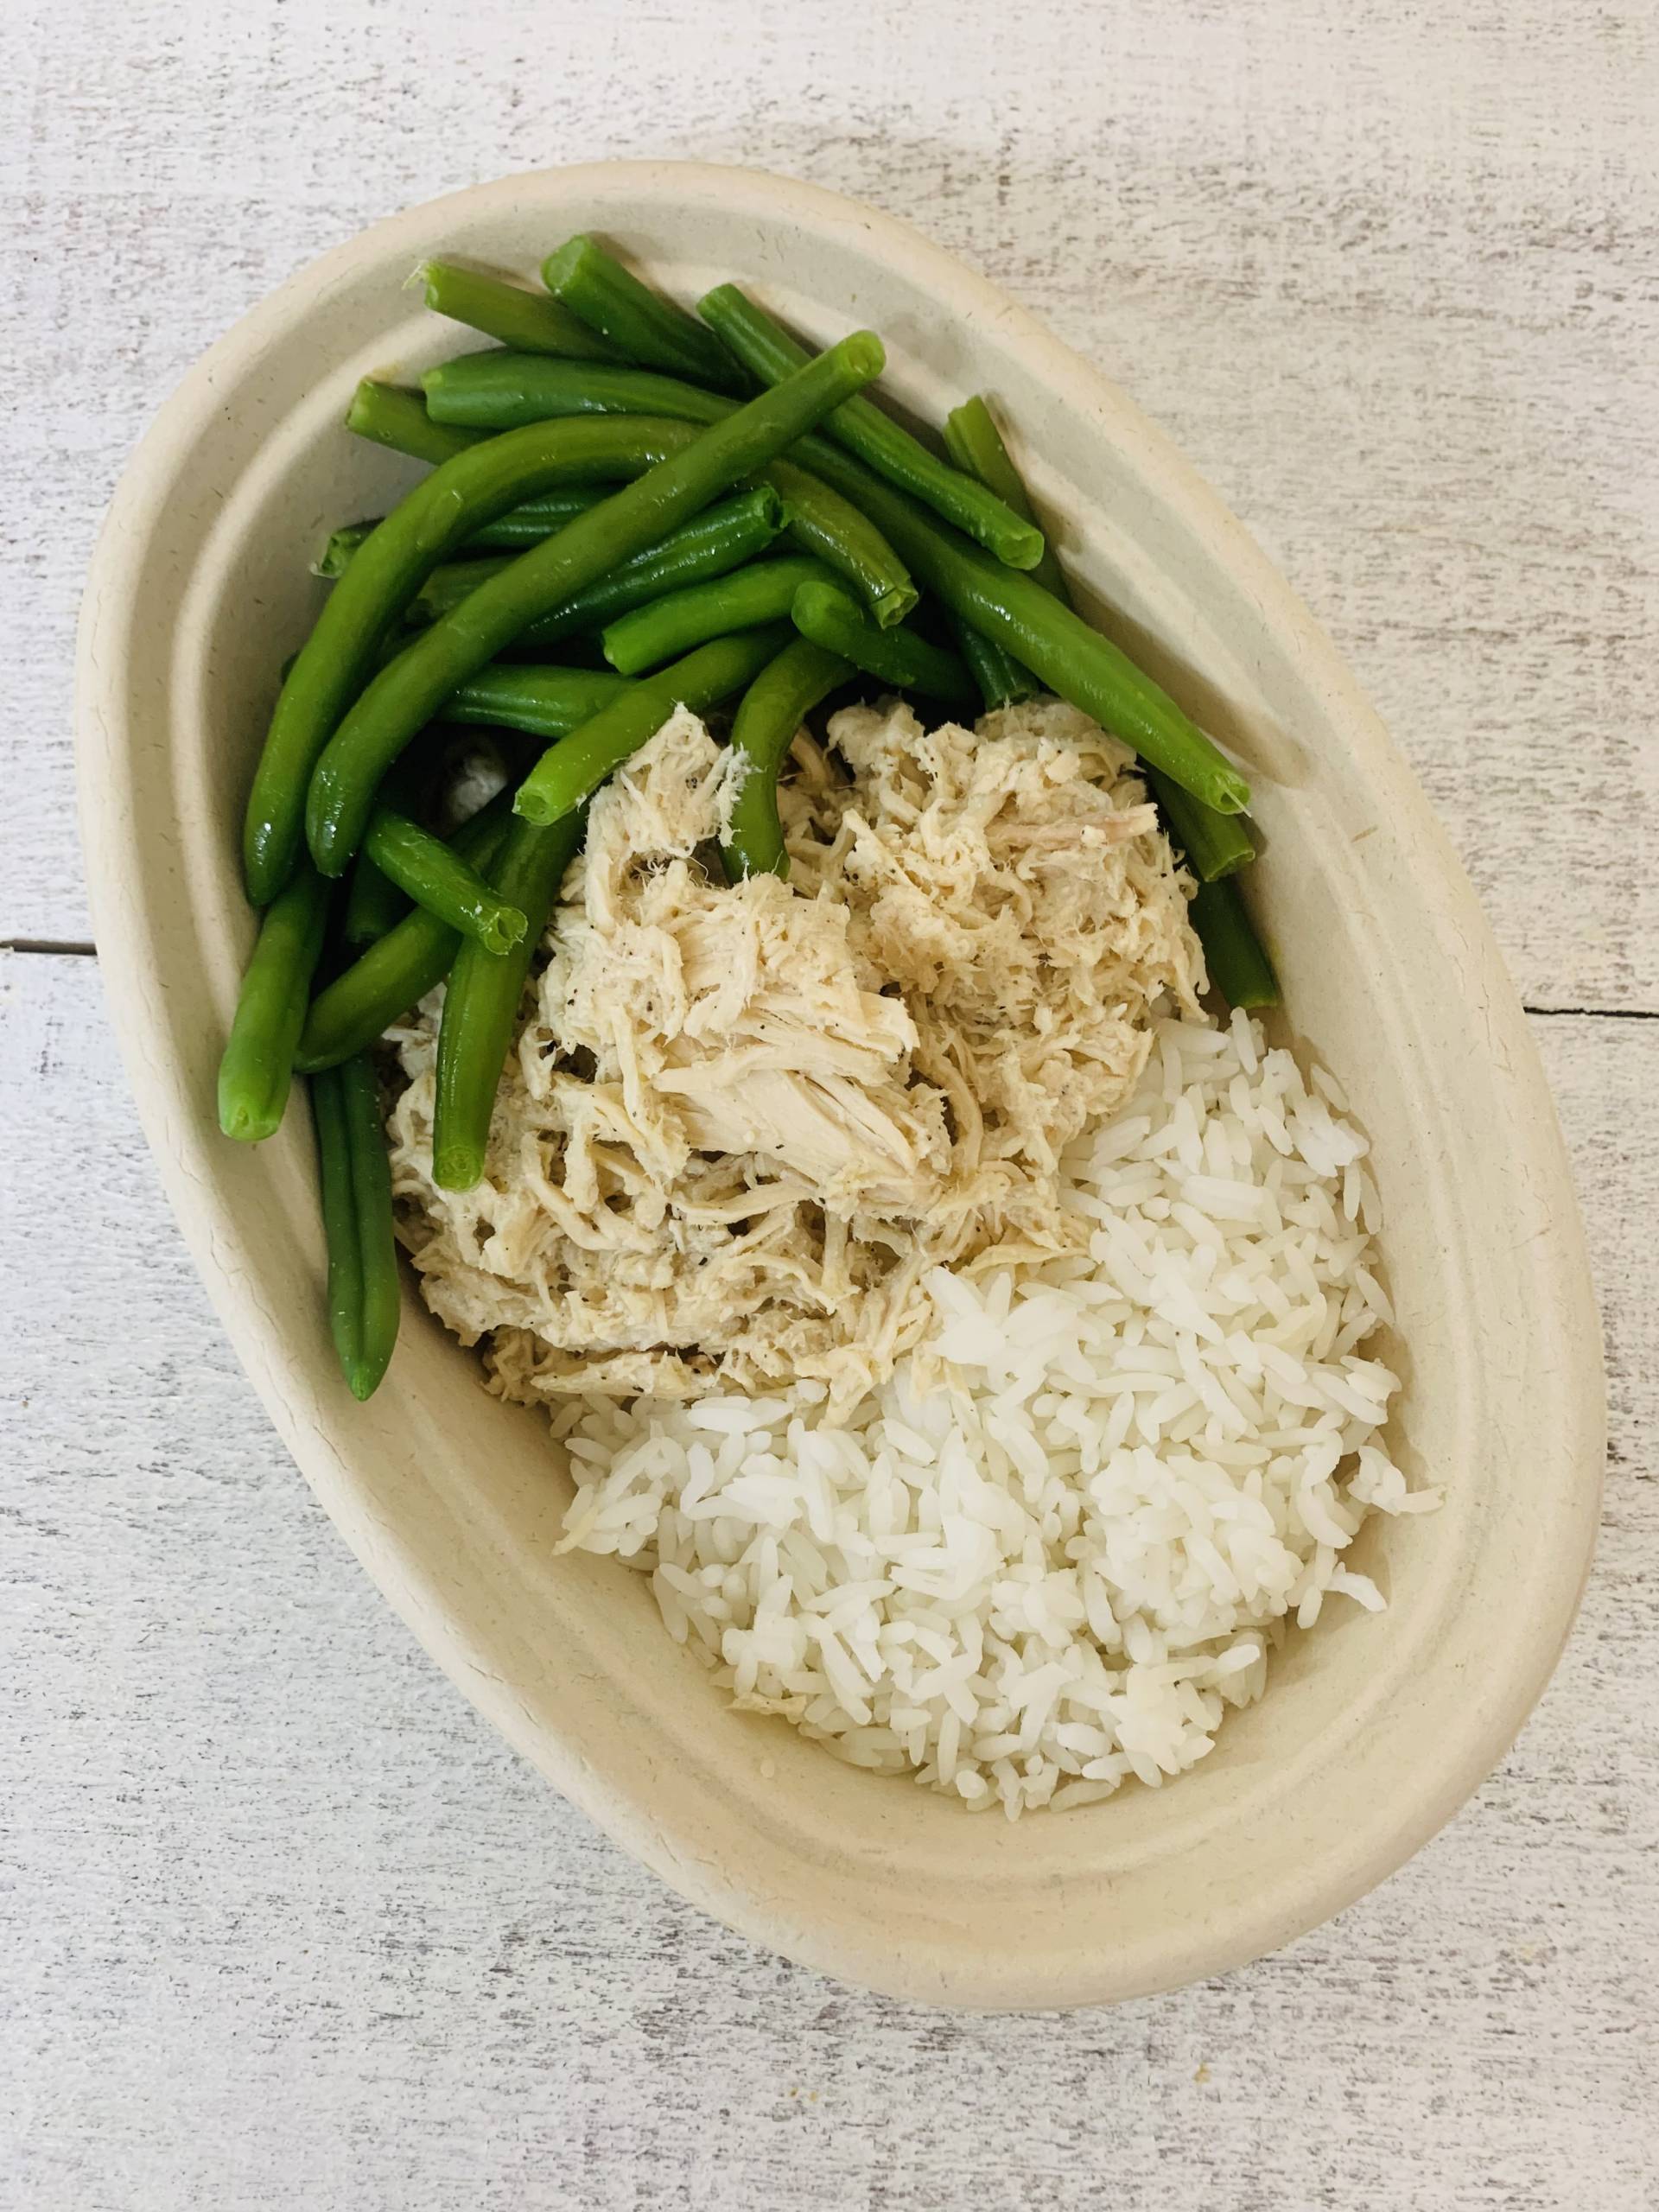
(3, 0), (1654, 1015)
(3, 946), (1652, 2209)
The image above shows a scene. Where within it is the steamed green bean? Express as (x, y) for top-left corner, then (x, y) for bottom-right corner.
(513, 627), (791, 829)
(1190, 877), (1281, 1009)
(418, 258), (617, 361)
(542, 233), (747, 394)
(312, 1052), (400, 1400)
(601, 556), (834, 675)
(789, 582), (978, 712)
(362, 807), (527, 954)
(719, 637), (850, 883)
(430, 810), (585, 1192)
(217, 862), (330, 1141)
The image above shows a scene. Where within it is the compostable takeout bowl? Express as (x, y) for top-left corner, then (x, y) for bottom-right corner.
(76, 162), (1604, 2010)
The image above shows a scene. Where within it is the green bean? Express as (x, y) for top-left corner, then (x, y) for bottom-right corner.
(307, 334), (887, 876)
(313, 1052), (400, 1399)
(762, 454), (916, 627)
(315, 493), (607, 577)
(789, 582), (978, 712)
(514, 627), (791, 829)
(720, 638), (850, 882)
(418, 258), (617, 361)
(423, 351), (730, 431)
(311, 1067), (363, 1377)
(217, 862), (331, 1141)
(1146, 769), (1255, 881)
(345, 380), (488, 466)
(420, 355), (916, 627)
(951, 615), (1039, 711)
(315, 522), (381, 579)
(432, 810), (585, 1191)
(467, 498), (609, 549)
(341, 1053), (400, 1395)
(699, 285), (1044, 569)
(601, 556), (835, 675)
(382, 486), (787, 639)
(248, 415), (705, 904)
(941, 395), (1255, 872)
(1190, 877), (1280, 1009)
(935, 399), (1048, 700)
(362, 807), (527, 953)
(447, 665), (631, 740)
(345, 381), (639, 542)
(942, 396), (1072, 603)
(542, 233), (747, 394)
(296, 798), (514, 1071)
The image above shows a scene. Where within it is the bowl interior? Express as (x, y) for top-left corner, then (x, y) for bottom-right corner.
(79, 166), (1602, 2006)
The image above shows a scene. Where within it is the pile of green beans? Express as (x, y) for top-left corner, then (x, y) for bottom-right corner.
(217, 231), (1280, 1405)
(421, 351), (919, 629)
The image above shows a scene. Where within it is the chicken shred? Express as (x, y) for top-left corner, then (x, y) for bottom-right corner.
(388, 697), (1205, 1414)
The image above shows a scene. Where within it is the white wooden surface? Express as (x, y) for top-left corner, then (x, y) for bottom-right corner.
(3, 2), (1655, 2206)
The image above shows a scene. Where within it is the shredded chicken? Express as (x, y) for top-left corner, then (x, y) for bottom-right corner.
(388, 697), (1205, 1414)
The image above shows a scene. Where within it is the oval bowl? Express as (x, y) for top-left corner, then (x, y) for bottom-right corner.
(75, 162), (1603, 2010)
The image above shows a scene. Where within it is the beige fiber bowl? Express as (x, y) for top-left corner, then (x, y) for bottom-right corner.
(76, 162), (1603, 2010)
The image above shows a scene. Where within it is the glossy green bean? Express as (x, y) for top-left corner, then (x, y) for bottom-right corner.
(385, 486), (787, 639)
(720, 637), (850, 882)
(1146, 768), (1255, 881)
(431, 810), (585, 1191)
(951, 615), (1039, 710)
(313, 1052), (400, 1399)
(447, 665), (631, 740)
(314, 493), (608, 577)
(344, 379), (487, 466)
(249, 414), (705, 904)
(423, 351), (730, 430)
(601, 556), (835, 675)
(698, 285), (1044, 569)
(296, 798), (514, 1071)
(418, 258), (616, 361)
(362, 807), (527, 953)
(789, 582), (979, 712)
(307, 334), (886, 876)
(1190, 877), (1281, 1009)
(942, 396), (1072, 602)
(762, 454), (916, 627)
(344, 381), (647, 542)
(311, 1066), (363, 1377)
(514, 626), (791, 828)
(420, 353), (916, 627)
(541, 233), (747, 393)
(217, 862), (330, 1141)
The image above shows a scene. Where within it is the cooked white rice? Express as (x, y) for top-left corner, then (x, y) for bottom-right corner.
(551, 1008), (1437, 1818)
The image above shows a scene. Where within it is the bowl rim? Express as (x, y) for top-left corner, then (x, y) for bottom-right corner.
(74, 159), (1605, 2008)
